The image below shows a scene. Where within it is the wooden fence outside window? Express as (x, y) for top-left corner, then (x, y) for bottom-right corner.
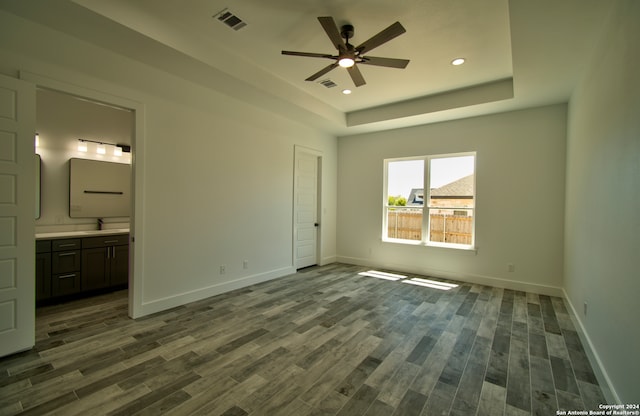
(387, 210), (472, 244)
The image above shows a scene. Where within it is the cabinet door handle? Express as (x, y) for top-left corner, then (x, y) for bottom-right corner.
(58, 274), (76, 279)
(58, 252), (76, 257)
(104, 240), (119, 244)
(59, 243), (77, 248)
(112, 246), (116, 259)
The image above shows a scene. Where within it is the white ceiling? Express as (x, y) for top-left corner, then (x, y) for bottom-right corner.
(73, 0), (514, 111)
(4, 0), (614, 136)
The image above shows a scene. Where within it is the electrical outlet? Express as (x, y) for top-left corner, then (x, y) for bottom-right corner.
(220, 265), (226, 275)
(243, 260), (249, 270)
(507, 263), (515, 272)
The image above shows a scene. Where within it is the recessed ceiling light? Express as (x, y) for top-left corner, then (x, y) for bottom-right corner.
(451, 58), (466, 66)
(342, 89), (352, 95)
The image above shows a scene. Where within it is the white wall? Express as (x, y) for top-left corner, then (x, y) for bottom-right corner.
(564, 0), (640, 403)
(0, 10), (337, 316)
(337, 104), (567, 295)
(36, 88), (132, 233)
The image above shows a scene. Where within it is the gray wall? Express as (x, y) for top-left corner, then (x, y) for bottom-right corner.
(0, 9), (338, 316)
(337, 104), (567, 295)
(564, 0), (640, 403)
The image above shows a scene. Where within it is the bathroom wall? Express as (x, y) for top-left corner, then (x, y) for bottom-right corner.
(35, 88), (133, 233)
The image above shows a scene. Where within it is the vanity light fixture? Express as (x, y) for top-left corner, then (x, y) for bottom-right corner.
(77, 139), (129, 156)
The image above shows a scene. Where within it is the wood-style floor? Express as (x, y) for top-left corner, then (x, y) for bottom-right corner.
(1, 264), (605, 415)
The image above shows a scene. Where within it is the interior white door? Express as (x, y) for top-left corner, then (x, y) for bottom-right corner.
(294, 149), (319, 269)
(0, 74), (36, 357)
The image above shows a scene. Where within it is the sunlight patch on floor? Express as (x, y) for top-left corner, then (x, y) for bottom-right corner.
(402, 277), (458, 290)
(357, 270), (457, 291)
(358, 270), (407, 281)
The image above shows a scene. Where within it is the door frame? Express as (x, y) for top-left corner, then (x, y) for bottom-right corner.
(293, 145), (323, 269)
(19, 71), (146, 319)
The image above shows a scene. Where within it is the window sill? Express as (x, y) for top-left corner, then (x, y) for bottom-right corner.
(382, 238), (477, 253)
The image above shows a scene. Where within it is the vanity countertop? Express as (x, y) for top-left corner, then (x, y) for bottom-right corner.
(36, 229), (130, 240)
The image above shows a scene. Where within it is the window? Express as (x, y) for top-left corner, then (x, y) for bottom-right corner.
(383, 152), (476, 249)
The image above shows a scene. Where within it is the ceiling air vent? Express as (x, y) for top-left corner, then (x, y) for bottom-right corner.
(215, 8), (247, 31)
(319, 79), (337, 88)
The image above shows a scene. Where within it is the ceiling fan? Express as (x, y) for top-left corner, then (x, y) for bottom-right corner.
(282, 16), (410, 87)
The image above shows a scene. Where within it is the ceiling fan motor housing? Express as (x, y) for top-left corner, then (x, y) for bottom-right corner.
(340, 24), (355, 41)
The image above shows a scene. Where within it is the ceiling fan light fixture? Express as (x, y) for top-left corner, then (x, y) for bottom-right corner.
(338, 57), (355, 68)
(282, 17), (409, 87)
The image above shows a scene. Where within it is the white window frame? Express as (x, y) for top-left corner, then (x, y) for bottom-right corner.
(383, 152), (476, 250)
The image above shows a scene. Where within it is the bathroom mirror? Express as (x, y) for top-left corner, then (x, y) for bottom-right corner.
(69, 158), (131, 218)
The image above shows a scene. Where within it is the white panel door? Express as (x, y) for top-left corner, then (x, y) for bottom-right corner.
(0, 74), (35, 357)
(294, 149), (319, 269)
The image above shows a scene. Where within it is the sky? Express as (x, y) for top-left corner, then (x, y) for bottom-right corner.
(387, 155), (474, 198)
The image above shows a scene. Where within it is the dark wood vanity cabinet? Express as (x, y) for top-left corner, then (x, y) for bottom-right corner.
(110, 244), (129, 286)
(81, 234), (129, 290)
(36, 233), (128, 302)
(35, 240), (51, 301)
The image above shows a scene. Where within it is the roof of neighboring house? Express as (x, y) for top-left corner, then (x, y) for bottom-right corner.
(406, 175), (474, 205)
(431, 174), (474, 198)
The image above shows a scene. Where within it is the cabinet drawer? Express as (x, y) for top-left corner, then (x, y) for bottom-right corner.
(52, 272), (81, 297)
(36, 240), (51, 254)
(52, 250), (81, 273)
(82, 234), (128, 249)
(52, 239), (81, 251)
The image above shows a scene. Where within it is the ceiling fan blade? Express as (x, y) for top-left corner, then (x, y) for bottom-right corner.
(347, 64), (366, 87)
(318, 16), (347, 51)
(305, 62), (340, 81)
(282, 51), (337, 59)
(356, 21), (406, 55)
(360, 56), (410, 69)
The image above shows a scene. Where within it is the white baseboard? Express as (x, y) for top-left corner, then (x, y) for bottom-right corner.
(336, 256), (564, 297)
(320, 255), (337, 266)
(136, 266), (296, 317)
(562, 290), (619, 404)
